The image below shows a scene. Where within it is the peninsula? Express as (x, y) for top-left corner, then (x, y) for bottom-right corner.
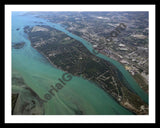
(24, 25), (148, 114)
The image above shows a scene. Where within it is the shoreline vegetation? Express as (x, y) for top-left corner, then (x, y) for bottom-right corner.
(23, 25), (148, 114)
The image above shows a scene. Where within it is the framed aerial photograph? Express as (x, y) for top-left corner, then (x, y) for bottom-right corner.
(5, 4), (155, 123)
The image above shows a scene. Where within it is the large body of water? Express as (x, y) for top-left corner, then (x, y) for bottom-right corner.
(12, 12), (147, 115)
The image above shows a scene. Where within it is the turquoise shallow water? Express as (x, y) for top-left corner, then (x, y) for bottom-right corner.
(12, 11), (147, 115)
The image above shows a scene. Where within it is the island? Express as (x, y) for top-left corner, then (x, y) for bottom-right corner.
(16, 28), (20, 31)
(12, 42), (25, 49)
(24, 25), (148, 114)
